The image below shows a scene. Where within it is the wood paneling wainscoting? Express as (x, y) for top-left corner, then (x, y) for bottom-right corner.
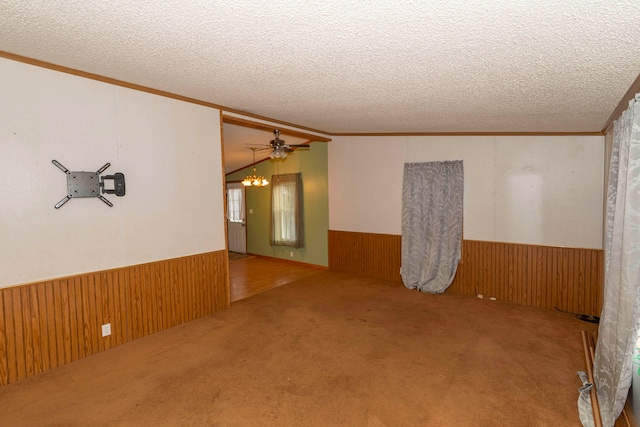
(0, 250), (229, 387)
(328, 230), (402, 282)
(451, 240), (603, 317)
(329, 231), (603, 316)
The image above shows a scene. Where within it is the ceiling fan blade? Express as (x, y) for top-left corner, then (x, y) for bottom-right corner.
(289, 144), (310, 148)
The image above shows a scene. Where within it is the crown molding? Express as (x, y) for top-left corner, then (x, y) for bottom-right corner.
(0, 50), (621, 138)
(330, 131), (604, 137)
(601, 72), (640, 135)
(0, 50), (332, 137)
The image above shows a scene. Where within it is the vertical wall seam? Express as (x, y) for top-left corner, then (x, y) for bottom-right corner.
(113, 87), (126, 269)
(493, 136), (497, 242)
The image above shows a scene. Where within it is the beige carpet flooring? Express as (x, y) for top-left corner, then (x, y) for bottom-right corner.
(0, 271), (596, 426)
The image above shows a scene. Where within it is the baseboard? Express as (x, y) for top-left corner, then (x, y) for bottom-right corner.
(248, 253), (328, 270)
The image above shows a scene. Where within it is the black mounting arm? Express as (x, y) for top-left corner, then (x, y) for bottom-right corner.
(52, 160), (125, 209)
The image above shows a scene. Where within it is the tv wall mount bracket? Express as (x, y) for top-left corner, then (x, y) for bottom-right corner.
(52, 160), (125, 209)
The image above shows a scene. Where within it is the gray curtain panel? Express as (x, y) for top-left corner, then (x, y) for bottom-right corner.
(401, 161), (463, 293)
(589, 93), (640, 427)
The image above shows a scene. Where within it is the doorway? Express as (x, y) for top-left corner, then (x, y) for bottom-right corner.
(226, 182), (247, 254)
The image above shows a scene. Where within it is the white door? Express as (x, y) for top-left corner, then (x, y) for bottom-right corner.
(226, 182), (247, 253)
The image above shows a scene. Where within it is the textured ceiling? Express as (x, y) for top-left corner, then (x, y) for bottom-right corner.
(1, 0), (640, 135)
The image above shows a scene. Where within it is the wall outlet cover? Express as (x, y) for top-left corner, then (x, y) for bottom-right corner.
(101, 323), (111, 337)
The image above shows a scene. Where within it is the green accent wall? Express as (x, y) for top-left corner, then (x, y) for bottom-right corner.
(226, 142), (328, 267)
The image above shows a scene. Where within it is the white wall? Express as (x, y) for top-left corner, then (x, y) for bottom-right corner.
(0, 58), (226, 288)
(329, 135), (604, 249)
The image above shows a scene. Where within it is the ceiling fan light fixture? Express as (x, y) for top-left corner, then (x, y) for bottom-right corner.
(269, 148), (287, 159)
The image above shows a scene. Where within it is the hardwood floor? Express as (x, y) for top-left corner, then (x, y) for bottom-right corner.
(229, 254), (325, 302)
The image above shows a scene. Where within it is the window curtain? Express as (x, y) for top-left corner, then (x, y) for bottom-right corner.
(400, 161), (463, 293)
(586, 93), (640, 427)
(227, 186), (244, 223)
(270, 173), (304, 248)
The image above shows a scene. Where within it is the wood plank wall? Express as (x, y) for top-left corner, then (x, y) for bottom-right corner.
(328, 230), (402, 282)
(0, 250), (229, 387)
(328, 230), (603, 316)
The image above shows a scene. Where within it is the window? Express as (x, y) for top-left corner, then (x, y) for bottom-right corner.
(270, 173), (304, 248)
(227, 186), (244, 223)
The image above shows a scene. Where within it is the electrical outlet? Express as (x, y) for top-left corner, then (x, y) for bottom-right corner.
(289, 251), (294, 258)
(101, 323), (111, 337)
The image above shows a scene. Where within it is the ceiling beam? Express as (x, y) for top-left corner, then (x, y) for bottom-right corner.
(222, 115), (332, 142)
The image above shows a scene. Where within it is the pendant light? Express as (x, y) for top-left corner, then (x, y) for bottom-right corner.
(242, 147), (269, 187)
